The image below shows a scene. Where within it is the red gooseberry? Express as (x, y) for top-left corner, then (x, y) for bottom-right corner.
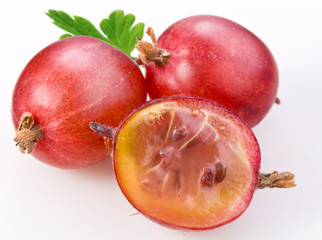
(90, 96), (295, 230)
(12, 36), (147, 168)
(136, 15), (279, 127)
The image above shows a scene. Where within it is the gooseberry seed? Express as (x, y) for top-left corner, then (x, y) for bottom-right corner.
(200, 168), (214, 188)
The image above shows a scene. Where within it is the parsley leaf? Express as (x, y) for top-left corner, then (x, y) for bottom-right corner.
(46, 10), (145, 59)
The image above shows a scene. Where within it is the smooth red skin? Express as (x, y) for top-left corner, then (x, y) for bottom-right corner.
(146, 15), (279, 128)
(12, 36), (147, 168)
(113, 96), (261, 230)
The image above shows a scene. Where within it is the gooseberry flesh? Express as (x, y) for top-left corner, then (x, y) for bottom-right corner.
(93, 97), (261, 230)
(12, 36), (147, 168)
(143, 15), (279, 127)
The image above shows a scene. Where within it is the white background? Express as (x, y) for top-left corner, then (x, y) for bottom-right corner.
(1, 0), (322, 239)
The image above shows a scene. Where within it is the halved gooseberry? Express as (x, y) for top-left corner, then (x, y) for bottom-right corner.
(90, 96), (295, 230)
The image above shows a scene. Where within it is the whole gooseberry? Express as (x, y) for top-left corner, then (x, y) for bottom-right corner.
(137, 16), (279, 127)
(12, 36), (147, 168)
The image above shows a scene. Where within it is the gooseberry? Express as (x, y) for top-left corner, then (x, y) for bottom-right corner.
(136, 15), (279, 127)
(12, 36), (147, 168)
(90, 96), (295, 230)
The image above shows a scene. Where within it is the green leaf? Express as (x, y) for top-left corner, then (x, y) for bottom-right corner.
(100, 10), (145, 58)
(46, 9), (145, 58)
(127, 22), (144, 56)
(46, 10), (108, 42)
(59, 34), (73, 40)
(47, 10), (79, 35)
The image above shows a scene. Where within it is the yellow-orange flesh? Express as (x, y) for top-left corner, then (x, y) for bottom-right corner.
(115, 101), (254, 229)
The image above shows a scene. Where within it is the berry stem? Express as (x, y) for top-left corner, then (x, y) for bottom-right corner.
(14, 113), (43, 154)
(257, 171), (296, 189)
(89, 122), (117, 159)
(89, 122), (117, 140)
(135, 27), (170, 66)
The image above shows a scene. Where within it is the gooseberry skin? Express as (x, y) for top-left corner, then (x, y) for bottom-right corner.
(12, 36), (147, 168)
(146, 15), (279, 127)
(110, 96), (261, 230)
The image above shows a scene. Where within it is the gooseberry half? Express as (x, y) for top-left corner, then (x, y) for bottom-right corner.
(91, 96), (295, 229)
(12, 36), (147, 168)
(136, 15), (279, 127)
(91, 97), (287, 230)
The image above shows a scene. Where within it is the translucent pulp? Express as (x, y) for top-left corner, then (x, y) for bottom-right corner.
(115, 99), (258, 229)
